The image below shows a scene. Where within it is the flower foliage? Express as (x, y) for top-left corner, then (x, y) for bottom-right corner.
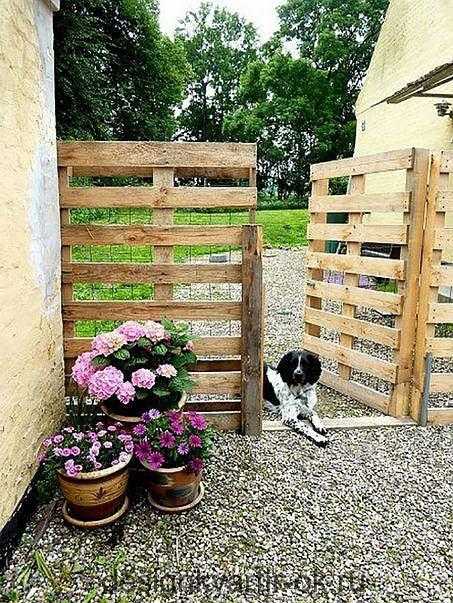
(38, 423), (133, 478)
(71, 319), (197, 410)
(132, 410), (215, 473)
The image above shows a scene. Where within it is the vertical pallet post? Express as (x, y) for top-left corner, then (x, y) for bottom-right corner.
(152, 168), (175, 300)
(248, 167), (257, 224)
(390, 148), (430, 417)
(59, 166), (74, 344)
(241, 224), (263, 435)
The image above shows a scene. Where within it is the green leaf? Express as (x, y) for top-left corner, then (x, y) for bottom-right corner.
(91, 355), (109, 368)
(152, 387), (171, 398)
(153, 344), (167, 356)
(137, 336), (152, 348)
(113, 348), (130, 361)
(135, 389), (148, 400)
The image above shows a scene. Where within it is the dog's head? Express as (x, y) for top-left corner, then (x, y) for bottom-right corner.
(277, 350), (322, 387)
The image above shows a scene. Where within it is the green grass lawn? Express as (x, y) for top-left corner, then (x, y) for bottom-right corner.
(71, 208), (309, 336)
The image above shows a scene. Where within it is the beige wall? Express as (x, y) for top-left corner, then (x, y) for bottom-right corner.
(0, 0), (63, 529)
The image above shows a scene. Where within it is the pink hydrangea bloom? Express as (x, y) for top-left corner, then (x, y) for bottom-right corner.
(184, 340), (194, 352)
(116, 321), (146, 343)
(72, 351), (98, 388)
(88, 366), (124, 401)
(143, 321), (166, 342)
(147, 451), (165, 470)
(156, 364), (177, 379)
(131, 369), (156, 390)
(91, 331), (127, 357)
(188, 434), (202, 448)
(117, 381), (136, 406)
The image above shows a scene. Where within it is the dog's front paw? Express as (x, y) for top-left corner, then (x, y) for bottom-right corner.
(312, 433), (329, 448)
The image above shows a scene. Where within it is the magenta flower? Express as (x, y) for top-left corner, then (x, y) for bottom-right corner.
(159, 431), (176, 448)
(167, 410), (183, 421)
(147, 451), (165, 470)
(70, 446), (81, 456)
(117, 381), (136, 405)
(189, 413), (207, 431)
(135, 440), (152, 462)
(142, 409), (160, 423)
(64, 459), (82, 477)
(61, 448), (72, 457)
(156, 364), (177, 379)
(53, 435), (64, 444)
(133, 424), (146, 437)
(170, 421), (184, 435)
(188, 458), (204, 474)
(188, 434), (202, 448)
(116, 321), (146, 343)
(91, 331), (126, 357)
(177, 442), (189, 455)
(131, 369), (156, 390)
(88, 366), (124, 401)
(72, 352), (98, 388)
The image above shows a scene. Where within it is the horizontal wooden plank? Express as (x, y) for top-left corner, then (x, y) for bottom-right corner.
(430, 264), (453, 286)
(427, 337), (453, 357)
(430, 373), (453, 393)
(304, 307), (399, 348)
(72, 166), (251, 180)
(434, 228), (453, 250)
(191, 371), (241, 394)
(58, 141), (256, 168)
(64, 336), (242, 358)
(440, 151), (453, 173)
(428, 302), (453, 323)
(201, 411), (241, 431)
(191, 359), (241, 372)
(264, 415), (414, 431)
(320, 369), (391, 413)
(304, 334), (397, 382)
(62, 262), (242, 284)
(310, 149), (414, 180)
(61, 186), (257, 209)
(309, 192), (411, 213)
(63, 301), (242, 321)
(306, 252), (405, 280)
(306, 280), (402, 314)
(436, 191), (453, 212)
(185, 400), (241, 412)
(428, 408), (453, 425)
(61, 225), (243, 246)
(308, 223), (407, 244)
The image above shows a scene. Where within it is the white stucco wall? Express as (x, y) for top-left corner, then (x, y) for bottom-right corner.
(0, 0), (63, 529)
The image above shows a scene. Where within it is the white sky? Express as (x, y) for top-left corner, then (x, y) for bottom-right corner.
(159, 0), (283, 41)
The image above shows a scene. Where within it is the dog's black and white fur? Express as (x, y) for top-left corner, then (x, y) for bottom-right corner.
(263, 350), (328, 447)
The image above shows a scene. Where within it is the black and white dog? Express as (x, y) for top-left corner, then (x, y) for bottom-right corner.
(263, 350), (329, 447)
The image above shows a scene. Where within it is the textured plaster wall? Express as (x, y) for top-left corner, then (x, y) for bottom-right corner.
(0, 0), (63, 529)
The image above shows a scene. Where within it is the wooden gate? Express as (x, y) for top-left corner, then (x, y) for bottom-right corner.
(58, 141), (263, 434)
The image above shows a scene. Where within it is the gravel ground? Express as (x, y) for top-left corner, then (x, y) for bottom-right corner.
(1, 427), (452, 602)
(2, 249), (453, 602)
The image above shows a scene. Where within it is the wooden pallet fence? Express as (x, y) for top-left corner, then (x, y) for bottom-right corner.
(58, 141), (263, 434)
(411, 151), (453, 425)
(305, 148), (429, 417)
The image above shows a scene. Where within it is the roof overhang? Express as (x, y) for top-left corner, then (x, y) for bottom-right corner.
(384, 62), (453, 104)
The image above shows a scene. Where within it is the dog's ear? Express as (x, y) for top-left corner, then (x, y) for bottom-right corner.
(304, 352), (322, 384)
(276, 352), (295, 384)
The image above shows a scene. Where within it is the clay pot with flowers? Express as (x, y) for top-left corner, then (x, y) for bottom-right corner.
(71, 319), (197, 423)
(133, 410), (215, 512)
(38, 423), (133, 527)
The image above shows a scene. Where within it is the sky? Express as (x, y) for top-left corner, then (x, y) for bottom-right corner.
(159, 0), (283, 41)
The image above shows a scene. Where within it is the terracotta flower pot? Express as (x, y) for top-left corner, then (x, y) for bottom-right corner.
(58, 454), (132, 528)
(100, 392), (187, 430)
(140, 461), (204, 512)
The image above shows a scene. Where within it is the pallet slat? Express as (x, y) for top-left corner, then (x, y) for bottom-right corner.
(306, 280), (402, 314)
(436, 191), (453, 212)
(72, 166), (251, 180)
(428, 303), (453, 324)
(304, 307), (399, 348)
(428, 408), (453, 425)
(310, 149), (414, 180)
(61, 186), (257, 209)
(202, 411), (241, 431)
(433, 228), (453, 250)
(304, 334), (397, 382)
(430, 264), (453, 286)
(58, 141), (257, 168)
(306, 252), (405, 280)
(440, 151), (453, 173)
(309, 192), (411, 213)
(320, 369), (390, 413)
(427, 338), (453, 357)
(430, 373), (453, 393)
(62, 225), (243, 246)
(62, 262), (242, 284)
(63, 301), (242, 321)
(308, 223), (407, 244)
(191, 371), (241, 394)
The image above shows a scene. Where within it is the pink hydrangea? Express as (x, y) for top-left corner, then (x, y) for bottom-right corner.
(72, 352), (97, 388)
(88, 366), (124, 401)
(131, 369), (156, 390)
(116, 321), (146, 343)
(143, 321), (166, 342)
(117, 381), (136, 406)
(91, 331), (127, 357)
(156, 364), (177, 379)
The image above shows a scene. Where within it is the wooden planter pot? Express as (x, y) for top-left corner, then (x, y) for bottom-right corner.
(140, 461), (204, 512)
(101, 392), (187, 430)
(58, 454), (132, 528)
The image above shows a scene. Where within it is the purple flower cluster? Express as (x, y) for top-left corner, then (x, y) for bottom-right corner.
(39, 422), (133, 477)
(132, 410), (214, 474)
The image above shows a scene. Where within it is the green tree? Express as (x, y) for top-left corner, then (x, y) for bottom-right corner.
(54, 0), (189, 140)
(225, 0), (388, 198)
(175, 2), (258, 141)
